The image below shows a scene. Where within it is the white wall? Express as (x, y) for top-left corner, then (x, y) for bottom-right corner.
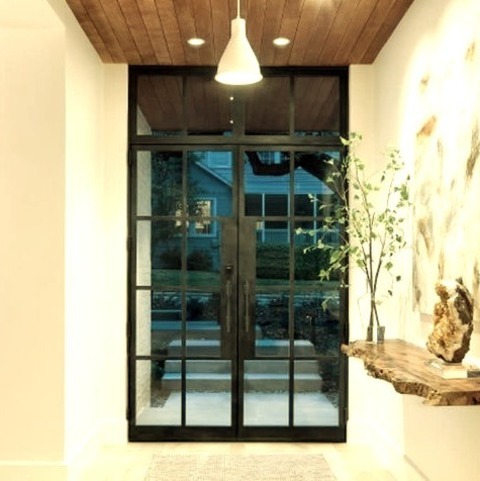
(0, 3), (66, 480)
(0, 1), (128, 480)
(349, 1), (480, 480)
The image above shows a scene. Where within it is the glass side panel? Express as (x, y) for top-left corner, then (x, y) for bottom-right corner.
(245, 77), (290, 135)
(136, 220), (152, 287)
(185, 76), (234, 136)
(136, 151), (183, 217)
(243, 360), (289, 426)
(136, 290), (152, 356)
(136, 150), (184, 217)
(293, 360), (339, 426)
(294, 76), (340, 135)
(186, 360), (232, 426)
(135, 360), (182, 426)
(136, 75), (183, 136)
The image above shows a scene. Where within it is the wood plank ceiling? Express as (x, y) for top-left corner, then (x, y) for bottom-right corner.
(65, 0), (415, 66)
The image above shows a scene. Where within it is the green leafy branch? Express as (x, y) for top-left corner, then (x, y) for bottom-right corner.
(301, 133), (410, 325)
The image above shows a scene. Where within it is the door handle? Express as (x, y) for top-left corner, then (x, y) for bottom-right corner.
(244, 280), (250, 333)
(225, 278), (232, 333)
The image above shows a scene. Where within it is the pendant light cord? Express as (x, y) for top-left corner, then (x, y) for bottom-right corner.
(237, 0), (240, 19)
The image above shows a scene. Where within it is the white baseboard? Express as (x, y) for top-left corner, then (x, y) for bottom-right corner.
(0, 461), (67, 481)
(66, 417), (128, 481)
(0, 417), (128, 481)
(348, 418), (428, 480)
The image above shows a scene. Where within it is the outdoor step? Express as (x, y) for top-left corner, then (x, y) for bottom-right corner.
(164, 359), (319, 375)
(168, 339), (221, 357)
(152, 309), (181, 321)
(165, 359), (231, 374)
(167, 339), (317, 358)
(244, 373), (323, 392)
(152, 321), (221, 340)
(255, 339), (316, 357)
(161, 372), (322, 393)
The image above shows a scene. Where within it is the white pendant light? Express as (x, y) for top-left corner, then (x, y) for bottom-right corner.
(215, 0), (262, 85)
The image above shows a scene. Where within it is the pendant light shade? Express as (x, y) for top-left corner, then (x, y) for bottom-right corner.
(215, 3), (262, 85)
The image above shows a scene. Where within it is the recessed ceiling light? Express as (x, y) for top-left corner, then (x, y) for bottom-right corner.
(187, 38), (205, 47)
(273, 37), (291, 47)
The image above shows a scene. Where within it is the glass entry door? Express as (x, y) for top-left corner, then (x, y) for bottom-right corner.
(129, 147), (347, 441)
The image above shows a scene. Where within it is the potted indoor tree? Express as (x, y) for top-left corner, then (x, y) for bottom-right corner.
(305, 133), (410, 342)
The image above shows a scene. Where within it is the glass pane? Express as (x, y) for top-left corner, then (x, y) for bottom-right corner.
(151, 221), (183, 287)
(186, 360), (232, 426)
(293, 151), (335, 196)
(294, 76), (340, 135)
(245, 77), (290, 135)
(187, 151), (233, 217)
(265, 194), (288, 216)
(136, 150), (184, 217)
(186, 229), (220, 286)
(244, 151), (291, 218)
(135, 360), (181, 426)
(294, 360), (339, 426)
(185, 76), (233, 135)
(293, 290), (340, 357)
(255, 293), (289, 357)
(136, 220), (151, 287)
(243, 360), (289, 426)
(151, 291), (182, 357)
(245, 194), (262, 216)
(256, 243), (290, 283)
(136, 290), (151, 356)
(136, 75), (183, 135)
(186, 291), (221, 357)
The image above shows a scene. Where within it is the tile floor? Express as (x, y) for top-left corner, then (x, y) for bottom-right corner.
(77, 441), (424, 481)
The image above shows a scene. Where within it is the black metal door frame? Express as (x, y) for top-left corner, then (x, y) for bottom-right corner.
(127, 67), (349, 442)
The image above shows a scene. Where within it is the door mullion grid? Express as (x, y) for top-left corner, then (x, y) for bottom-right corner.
(181, 149), (188, 427)
(288, 149), (295, 428)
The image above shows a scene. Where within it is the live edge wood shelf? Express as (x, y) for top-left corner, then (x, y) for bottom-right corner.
(341, 339), (480, 406)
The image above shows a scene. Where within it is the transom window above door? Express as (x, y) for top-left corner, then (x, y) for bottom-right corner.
(131, 67), (348, 139)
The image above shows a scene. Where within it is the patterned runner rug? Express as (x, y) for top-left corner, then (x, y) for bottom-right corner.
(145, 453), (337, 481)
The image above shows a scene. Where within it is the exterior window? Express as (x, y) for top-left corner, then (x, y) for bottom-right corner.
(192, 199), (214, 236)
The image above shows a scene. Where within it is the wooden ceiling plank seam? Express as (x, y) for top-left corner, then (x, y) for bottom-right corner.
(172, 0), (202, 65)
(288, 0), (326, 65)
(330, 0), (379, 65)
(361, 0), (415, 63)
(155, 0), (187, 65)
(136, 0), (172, 64)
(67, 0), (114, 62)
(73, 0), (126, 62)
(190, 0), (216, 65)
(246, 0), (267, 55)
(348, 0), (398, 63)
(210, 0), (234, 62)
(301, 0), (343, 65)
(260, 0), (287, 66)
(117, 0), (158, 64)
(314, 0), (363, 66)
(67, 0), (413, 67)
(98, 0), (143, 64)
(273, 0), (304, 66)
